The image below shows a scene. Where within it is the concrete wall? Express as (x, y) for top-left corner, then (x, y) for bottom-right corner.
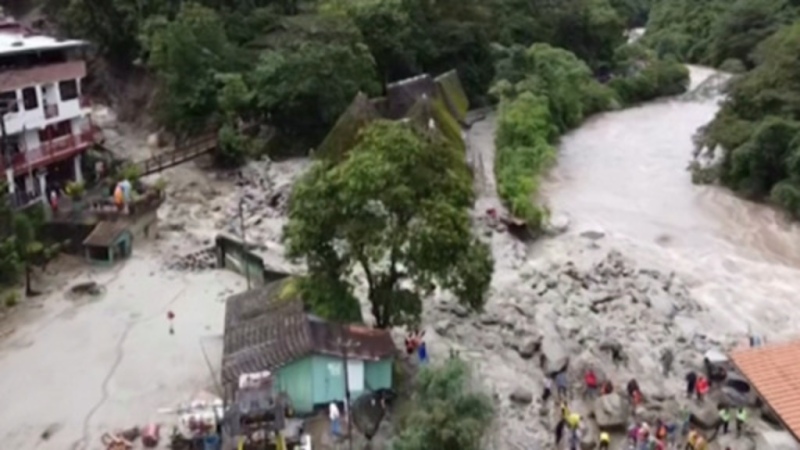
(3, 78), (88, 136)
(41, 221), (95, 254)
(127, 210), (158, 240)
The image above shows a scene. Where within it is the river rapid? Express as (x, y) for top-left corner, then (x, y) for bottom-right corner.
(543, 65), (800, 339)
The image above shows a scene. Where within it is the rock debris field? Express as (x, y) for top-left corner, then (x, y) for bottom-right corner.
(147, 124), (758, 449)
(421, 223), (745, 449)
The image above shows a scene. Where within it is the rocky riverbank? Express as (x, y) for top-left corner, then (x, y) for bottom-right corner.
(419, 223), (740, 449)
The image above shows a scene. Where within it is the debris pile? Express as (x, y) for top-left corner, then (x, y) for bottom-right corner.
(165, 247), (218, 272)
(424, 235), (725, 448)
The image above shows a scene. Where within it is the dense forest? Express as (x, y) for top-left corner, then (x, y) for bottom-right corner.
(34, 0), (681, 160)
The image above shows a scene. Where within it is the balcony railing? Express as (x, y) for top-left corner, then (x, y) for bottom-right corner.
(44, 104), (59, 119)
(0, 129), (95, 173)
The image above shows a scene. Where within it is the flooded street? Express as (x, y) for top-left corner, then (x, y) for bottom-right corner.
(543, 66), (800, 337)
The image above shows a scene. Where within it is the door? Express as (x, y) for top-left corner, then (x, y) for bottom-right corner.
(347, 360), (365, 393)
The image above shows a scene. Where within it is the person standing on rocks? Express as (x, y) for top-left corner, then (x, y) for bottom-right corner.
(660, 348), (674, 376)
(556, 370), (569, 400)
(542, 376), (553, 404)
(685, 371), (697, 398)
(735, 407), (747, 437)
(716, 406), (731, 435)
(695, 376), (709, 402)
(627, 378), (642, 409)
(583, 368), (598, 399)
(599, 430), (610, 450)
(555, 418), (565, 448)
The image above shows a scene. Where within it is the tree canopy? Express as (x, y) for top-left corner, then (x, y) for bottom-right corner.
(46, 0), (654, 159)
(645, 0), (798, 67)
(392, 358), (494, 450)
(697, 22), (800, 216)
(283, 120), (493, 328)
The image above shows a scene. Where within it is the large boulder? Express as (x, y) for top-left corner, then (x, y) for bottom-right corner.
(753, 431), (800, 450)
(593, 393), (628, 431)
(712, 433), (755, 450)
(580, 422), (599, 450)
(540, 335), (569, 375)
(509, 387), (533, 405)
(688, 401), (719, 430)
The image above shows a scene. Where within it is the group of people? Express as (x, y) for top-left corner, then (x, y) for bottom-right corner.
(404, 330), (428, 364)
(541, 358), (750, 450)
(545, 368), (617, 450)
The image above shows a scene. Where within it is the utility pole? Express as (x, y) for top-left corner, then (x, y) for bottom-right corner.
(238, 197), (251, 290)
(337, 323), (361, 450)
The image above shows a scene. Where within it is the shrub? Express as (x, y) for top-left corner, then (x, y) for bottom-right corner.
(392, 358), (493, 450)
(4, 291), (18, 308)
(494, 92), (556, 228)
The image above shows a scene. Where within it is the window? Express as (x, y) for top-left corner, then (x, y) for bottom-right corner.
(22, 87), (38, 111)
(58, 79), (78, 101)
(0, 91), (18, 112)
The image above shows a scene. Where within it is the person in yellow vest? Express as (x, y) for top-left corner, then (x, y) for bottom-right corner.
(566, 412), (581, 429)
(736, 407), (748, 437)
(599, 430), (611, 450)
(687, 428), (699, 449)
(718, 406), (731, 435)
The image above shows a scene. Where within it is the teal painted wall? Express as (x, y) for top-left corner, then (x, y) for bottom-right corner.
(311, 355), (347, 406)
(274, 355), (394, 414)
(275, 357), (314, 414)
(365, 359), (393, 391)
(310, 356), (394, 406)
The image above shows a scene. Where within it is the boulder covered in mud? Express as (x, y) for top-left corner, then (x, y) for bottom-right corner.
(419, 235), (711, 449)
(593, 392), (629, 430)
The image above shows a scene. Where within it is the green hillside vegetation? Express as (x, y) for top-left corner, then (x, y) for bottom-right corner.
(45, 0), (679, 162)
(490, 42), (687, 227)
(645, 0), (798, 68)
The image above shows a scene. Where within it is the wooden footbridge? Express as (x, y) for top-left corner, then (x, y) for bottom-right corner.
(134, 133), (218, 176)
(134, 132), (219, 177)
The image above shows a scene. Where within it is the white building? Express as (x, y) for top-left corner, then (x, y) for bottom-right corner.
(0, 18), (95, 207)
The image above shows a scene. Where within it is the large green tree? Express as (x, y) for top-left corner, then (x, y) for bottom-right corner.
(284, 120), (493, 328)
(251, 32), (380, 141)
(143, 3), (242, 134)
(392, 358), (494, 450)
(698, 22), (800, 215)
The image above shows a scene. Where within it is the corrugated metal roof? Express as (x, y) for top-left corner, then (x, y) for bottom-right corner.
(730, 340), (800, 441)
(83, 221), (130, 247)
(222, 282), (396, 385)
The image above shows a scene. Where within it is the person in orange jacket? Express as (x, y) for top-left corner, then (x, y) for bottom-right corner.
(696, 376), (709, 401)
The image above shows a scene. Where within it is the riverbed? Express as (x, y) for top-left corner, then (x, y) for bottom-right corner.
(542, 65), (800, 338)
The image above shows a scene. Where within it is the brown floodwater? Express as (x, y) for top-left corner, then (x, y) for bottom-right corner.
(541, 66), (800, 336)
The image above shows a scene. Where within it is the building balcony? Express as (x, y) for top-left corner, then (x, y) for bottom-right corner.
(44, 104), (59, 119)
(0, 129), (96, 175)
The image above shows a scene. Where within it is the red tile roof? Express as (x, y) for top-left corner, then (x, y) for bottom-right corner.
(730, 340), (800, 440)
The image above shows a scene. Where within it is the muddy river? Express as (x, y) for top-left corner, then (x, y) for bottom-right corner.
(541, 66), (800, 337)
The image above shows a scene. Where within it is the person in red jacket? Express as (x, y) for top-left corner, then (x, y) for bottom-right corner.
(584, 368), (599, 399)
(696, 375), (709, 401)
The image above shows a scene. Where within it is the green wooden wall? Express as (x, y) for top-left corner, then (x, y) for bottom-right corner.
(275, 355), (394, 415)
(365, 359), (392, 391)
(274, 357), (314, 414)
